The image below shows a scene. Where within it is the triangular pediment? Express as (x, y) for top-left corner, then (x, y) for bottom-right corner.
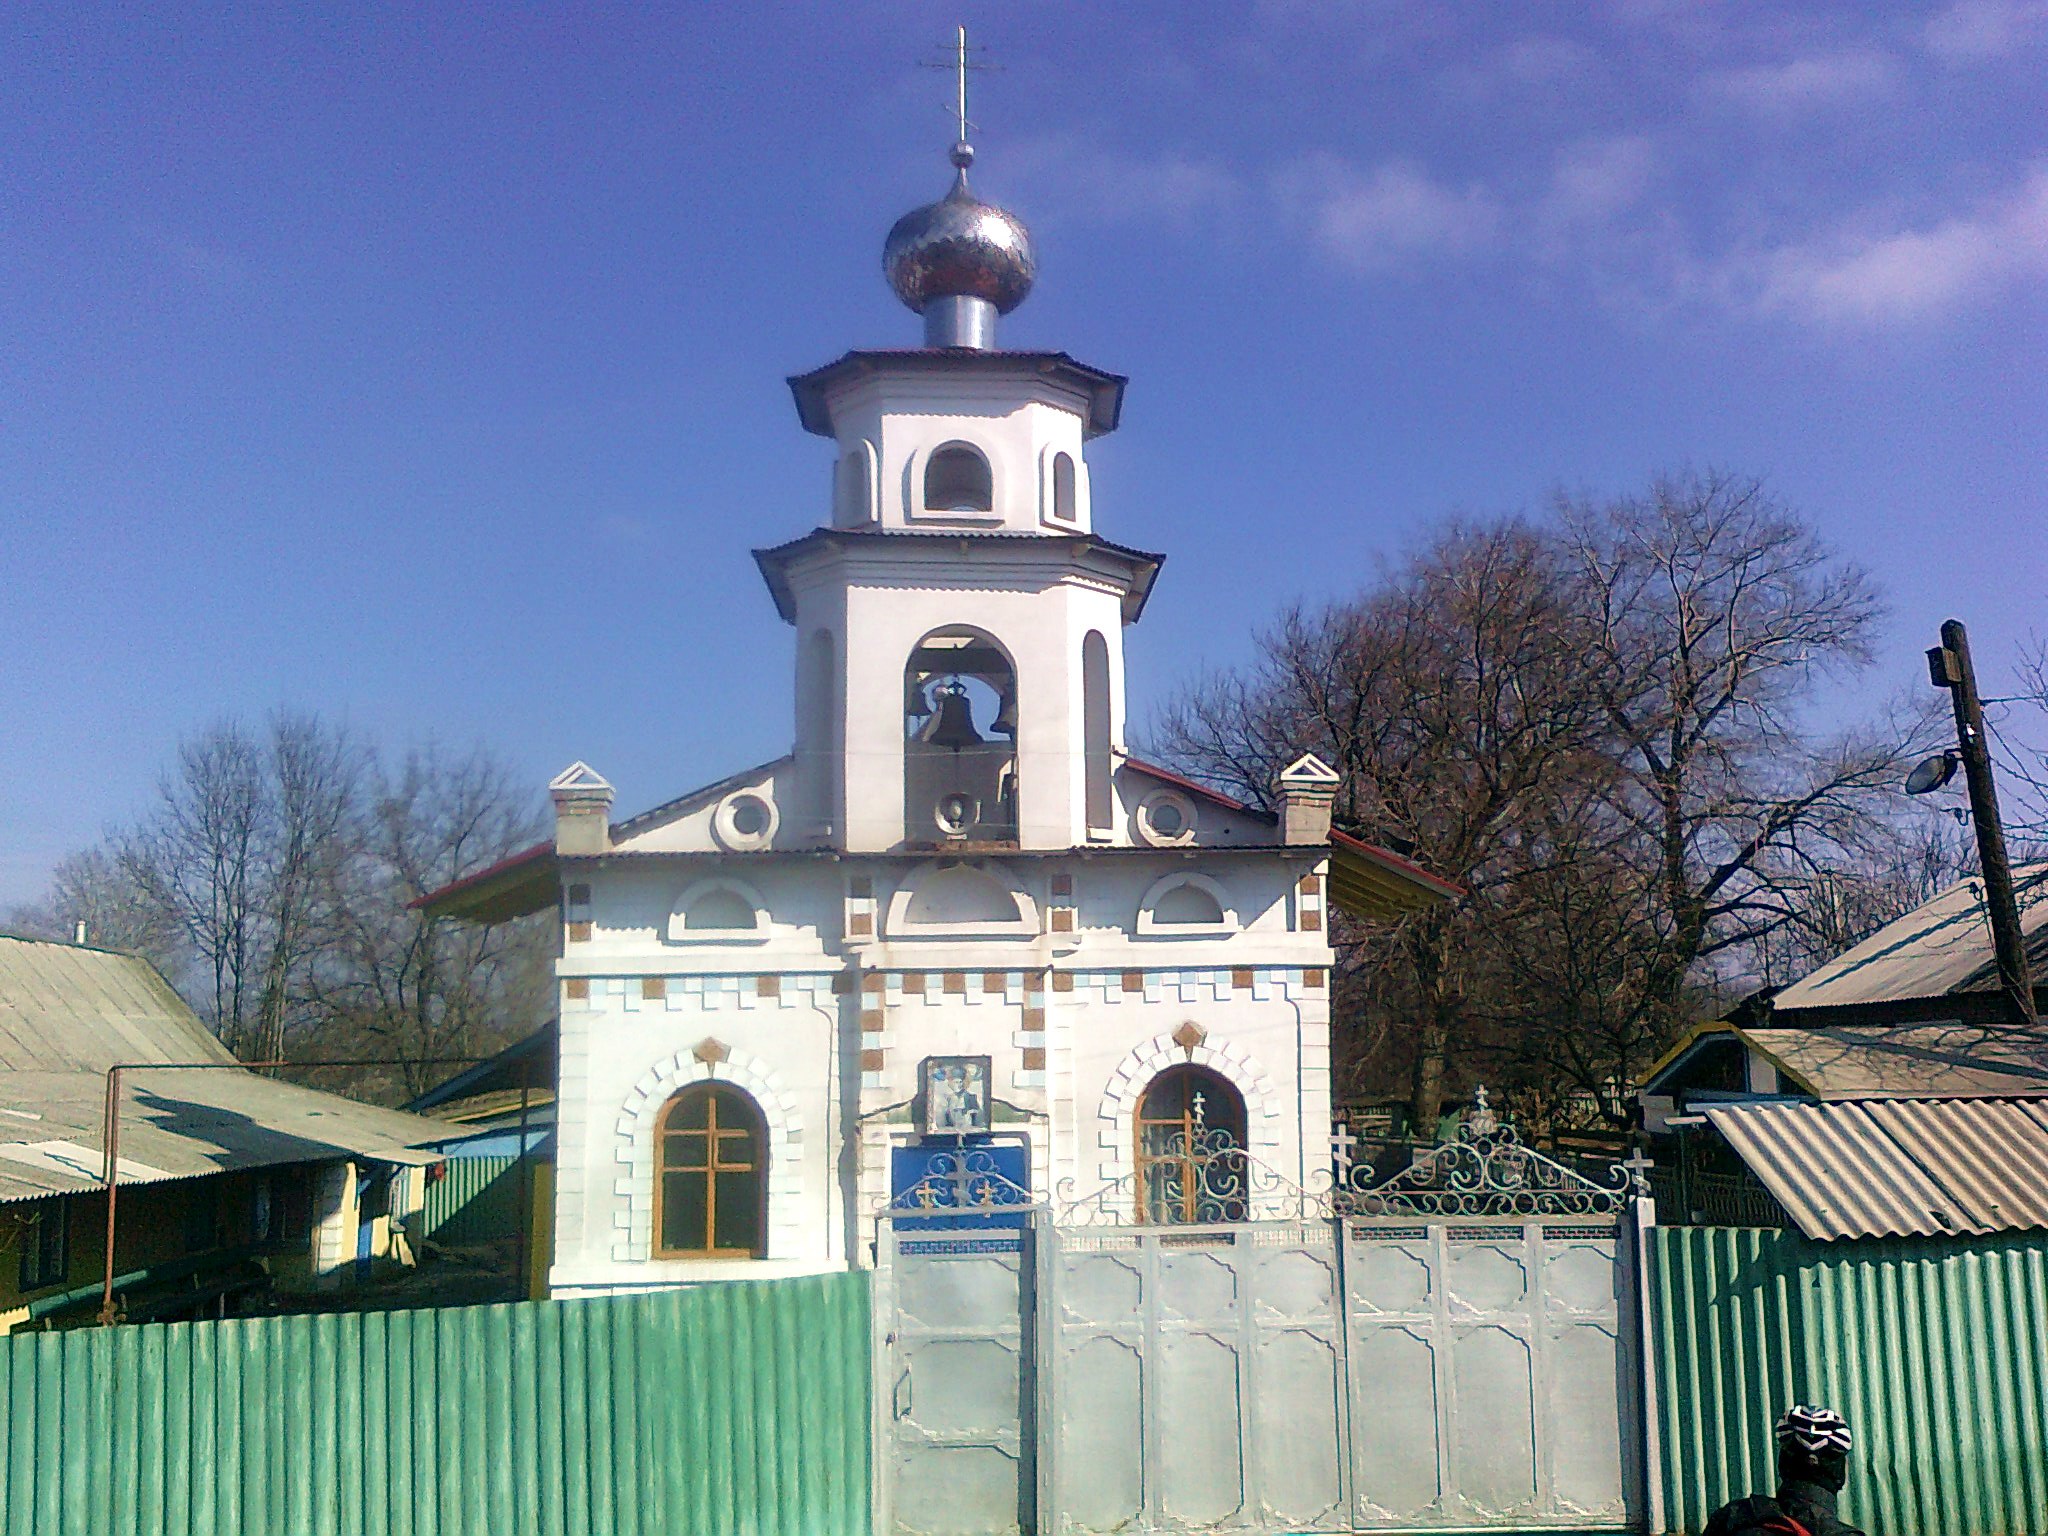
(549, 761), (613, 793)
(1279, 752), (1341, 786)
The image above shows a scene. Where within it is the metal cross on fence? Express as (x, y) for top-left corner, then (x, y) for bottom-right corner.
(1620, 1147), (1657, 1197)
(1331, 1122), (1358, 1182)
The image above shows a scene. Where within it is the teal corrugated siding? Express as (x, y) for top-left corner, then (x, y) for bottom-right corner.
(0, 1274), (870, 1536)
(422, 1156), (528, 1244)
(1651, 1225), (2048, 1536)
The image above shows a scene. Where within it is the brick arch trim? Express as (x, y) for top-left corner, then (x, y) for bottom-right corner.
(1094, 1032), (1280, 1188)
(612, 1047), (804, 1263)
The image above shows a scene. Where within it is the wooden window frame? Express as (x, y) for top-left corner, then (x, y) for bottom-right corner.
(653, 1084), (769, 1261)
(17, 1201), (68, 1292)
(1133, 1065), (1249, 1226)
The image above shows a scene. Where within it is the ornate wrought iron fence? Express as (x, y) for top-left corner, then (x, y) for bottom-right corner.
(1040, 1087), (1640, 1228)
(1337, 1088), (1637, 1220)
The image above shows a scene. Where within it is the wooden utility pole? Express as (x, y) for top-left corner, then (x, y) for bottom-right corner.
(1929, 618), (2037, 1029)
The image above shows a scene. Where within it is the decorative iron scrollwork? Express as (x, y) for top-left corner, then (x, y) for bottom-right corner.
(1055, 1132), (1336, 1227)
(1336, 1088), (1632, 1219)
(883, 1145), (1035, 1216)
(884, 1088), (1634, 1231)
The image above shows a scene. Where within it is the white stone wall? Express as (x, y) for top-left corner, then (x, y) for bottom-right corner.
(783, 543), (1132, 853)
(548, 847), (1335, 1294)
(819, 374), (1096, 535)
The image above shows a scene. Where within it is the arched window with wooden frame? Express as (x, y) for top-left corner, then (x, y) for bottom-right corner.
(1133, 1064), (1249, 1225)
(655, 1083), (768, 1259)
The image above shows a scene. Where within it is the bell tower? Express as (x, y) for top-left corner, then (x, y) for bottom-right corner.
(755, 137), (1160, 855)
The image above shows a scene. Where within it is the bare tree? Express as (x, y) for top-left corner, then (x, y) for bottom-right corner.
(1157, 521), (1612, 1128)
(1989, 636), (2048, 848)
(1157, 472), (1916, 1133)
(111, 713), (363, 1059)
(302, 747), (551, 1099)
(253, 714), (362, 1064)
(117, 723), (271, 1054)
(1745, 813), (1973, 989)
(3, 846), (183, 970)
(1554, 470), (1912, 1027)
(21, 714), (546, 1095)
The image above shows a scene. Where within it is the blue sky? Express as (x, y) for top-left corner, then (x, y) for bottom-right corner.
(3, 2), (2044, 901)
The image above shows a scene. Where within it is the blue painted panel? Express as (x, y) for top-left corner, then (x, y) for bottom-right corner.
(890, 1137), (1031, 1230)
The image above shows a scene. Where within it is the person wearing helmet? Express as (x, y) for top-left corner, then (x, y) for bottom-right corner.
(1703, 1405), (1864, 1536)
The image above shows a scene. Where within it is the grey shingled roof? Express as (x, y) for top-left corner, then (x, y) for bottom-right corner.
(0, 937), (450, 1204)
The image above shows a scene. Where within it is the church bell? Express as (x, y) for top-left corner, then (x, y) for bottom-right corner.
(919, 681), (983, 750)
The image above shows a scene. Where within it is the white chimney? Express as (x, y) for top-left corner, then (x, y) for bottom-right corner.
(1275, 753), (1341, 845)
(549, 762), (614, 856)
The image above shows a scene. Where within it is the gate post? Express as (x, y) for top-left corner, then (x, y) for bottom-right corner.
(871, 1211), (897, 1536)
(1626, 1166), (1667, 1535)
(1030, 1205), (1055, 1536)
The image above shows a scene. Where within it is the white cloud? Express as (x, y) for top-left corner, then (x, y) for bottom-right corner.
(1924, 0), (2048, 62)
(1545, 137), (1658, 225)
(1275, 155), (1500, 271)
(1003, 135), (1245, 228)
(1732, 168), (2048, 323)
(994, 108), (2042, 334)
(1703, 48), (1900, 113)
(1440, 35), (1603, 99)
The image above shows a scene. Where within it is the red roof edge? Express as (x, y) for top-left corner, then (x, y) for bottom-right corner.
(1330, 828), (1467, 899)
(1122, 759), (1462, 897)
(409, 838), (556, 911)
(1121, 757), (1265, 817)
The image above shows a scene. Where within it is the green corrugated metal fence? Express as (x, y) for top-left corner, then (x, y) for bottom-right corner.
(422, 1156), (528, 1244)
(1650, 1225), (2048, 1536)
(0, 1273), (869, 1536)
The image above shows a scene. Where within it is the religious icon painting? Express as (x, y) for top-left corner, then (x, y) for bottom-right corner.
(919, 1055), (993, 1137)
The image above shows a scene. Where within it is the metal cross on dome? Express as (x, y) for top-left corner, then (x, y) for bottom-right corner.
(922, 24), (995, 147)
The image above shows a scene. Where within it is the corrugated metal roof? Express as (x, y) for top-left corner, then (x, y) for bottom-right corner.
(1772, 863), (2048, 1010)
(1752, 1022), (2048, 1097)
(1703, 1097), (2048, 1239)
(1643, 1018), (2048, 1098)
(0, 936), (231, 1070)
(0, 937), (453, 1202)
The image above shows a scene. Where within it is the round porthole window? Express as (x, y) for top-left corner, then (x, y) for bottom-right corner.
(713, 791), (779, 852)
(1134, 789), (1198, 848)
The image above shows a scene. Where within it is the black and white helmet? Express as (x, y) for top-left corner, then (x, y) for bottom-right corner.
(1776, 1405), (1852, 1457)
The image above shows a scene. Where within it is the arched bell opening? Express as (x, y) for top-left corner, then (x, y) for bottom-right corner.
(924, 442), (994, 513)
(904, 625), (1019, 847)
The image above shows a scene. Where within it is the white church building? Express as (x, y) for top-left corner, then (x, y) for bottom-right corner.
(425, 140), (1456, 1296)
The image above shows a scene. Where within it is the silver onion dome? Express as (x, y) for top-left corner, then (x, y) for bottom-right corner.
(883, 143), (1036, 349)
